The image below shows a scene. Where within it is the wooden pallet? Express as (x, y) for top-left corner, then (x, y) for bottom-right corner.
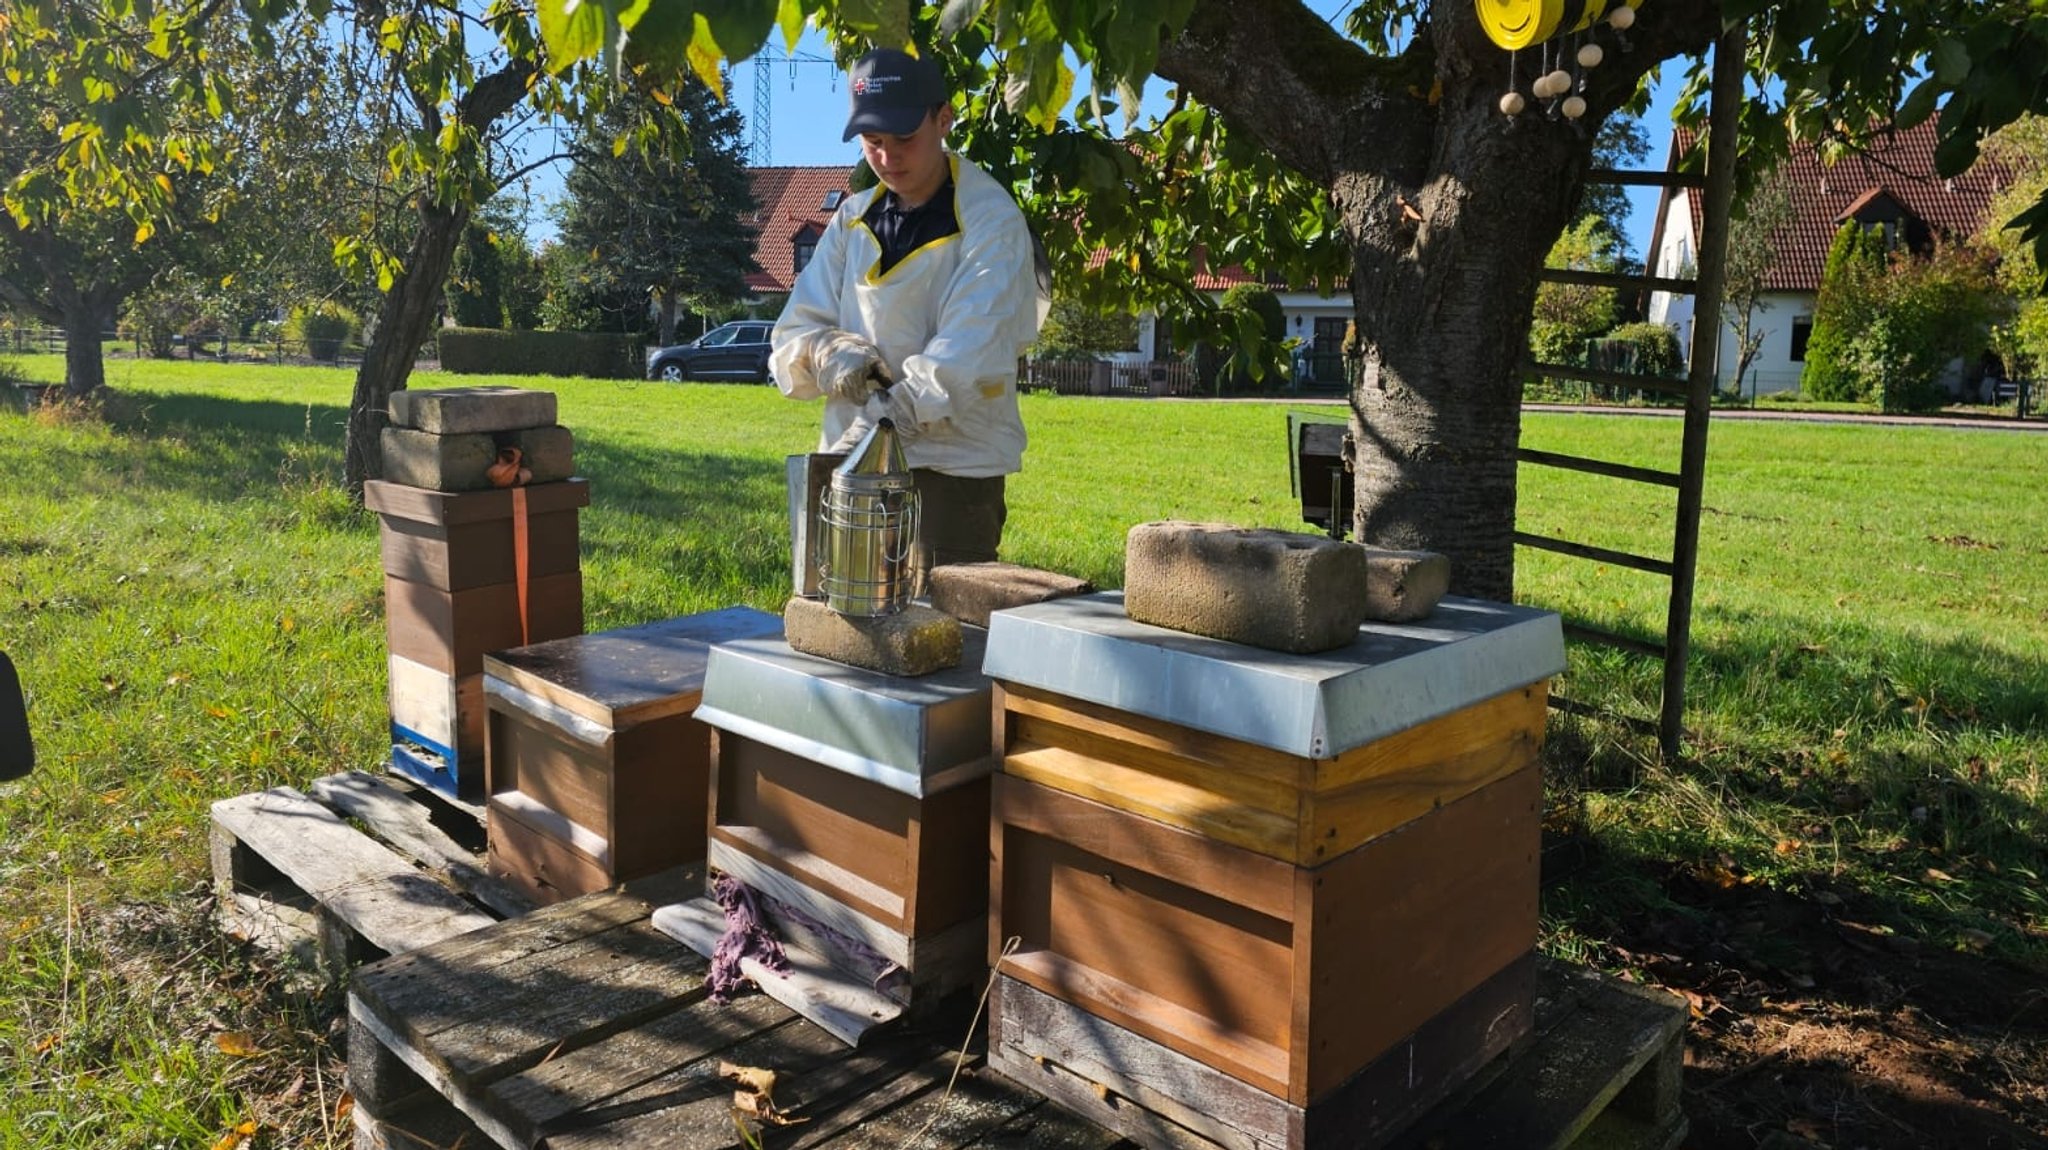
(345, 876), (1121, 1150)
(209, 769), (535, 979)
(345, 872), (1684, 1150)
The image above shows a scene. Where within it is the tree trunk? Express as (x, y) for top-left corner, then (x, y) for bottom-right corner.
(343, 199), (470, 496)
(656, 289), (678, 349)
(61, 302), (110, 399)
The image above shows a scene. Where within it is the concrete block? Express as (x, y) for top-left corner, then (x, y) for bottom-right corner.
(927, 562), (1094, 629)
(381, 428), (497, 492)
(380, 426), (574, 492)
(782, 596), (962, 677)
(1364, 548), (1451, 622)
(1123, 520), (1369, 654)
(388, 386), (556, 434)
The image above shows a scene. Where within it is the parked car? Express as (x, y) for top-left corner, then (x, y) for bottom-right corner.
(646, 321), (774, 383)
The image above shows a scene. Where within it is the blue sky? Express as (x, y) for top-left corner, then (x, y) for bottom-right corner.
(526, 7), (1688, 265)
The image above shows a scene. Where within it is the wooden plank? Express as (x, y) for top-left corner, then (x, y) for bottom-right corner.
(1302, 768), (1541, 1101)
(993, 977), (1286, 1150)
(1004, 948), (1290, 1101)
(377, 511), (581, 591)
(803, 1056), (1041, 1149)
(993, 775), (1295, 921)
(487, 702), (615, 835)
(364, 477), (590, 526)
(309, 770), (535, 919)
(210, 788), (495, 958)
(1304, 685), (1544, 860)
(709, 834), (909, 965)
(606, 714), (713, 876)
(427, 924), (707, 1083)
(1001, 684), (1307, 806)
(903, 774), (992, 939)
(1514, 447), (1682, 488)
(352, 895), (690, 1055)
(650, 897), (904, 1046)
(1003, 741), (1302, 863)
(481, 607), (783, 729)
(1405, 962), (1685, 1150)
(1512, 532), (1675, 578)
(990, 1043), (1232, 1150)
(538, 1011), (857, 1149)
(484, 990), (792, 1147)
(489, 796), (618, 904)
(717, 736), (916, 911)
(385, 572), (584, 678)
(963, 1105), (1128, 1150)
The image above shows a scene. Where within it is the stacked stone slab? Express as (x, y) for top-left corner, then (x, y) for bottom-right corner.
(371, 387), (585, 800)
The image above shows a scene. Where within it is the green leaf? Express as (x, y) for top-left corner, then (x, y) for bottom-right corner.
(1896, 76), (1940, 131)
(776, 0), (804, 51)
(538, 0), (608, 70)
(1930, 37), (1969, 85)
(696, 0), (776, 63)
(836, 0), (907, 44)
(937, 0), (986, 38)
(622, 0), (694, 71)
(685, 13), (725, 96)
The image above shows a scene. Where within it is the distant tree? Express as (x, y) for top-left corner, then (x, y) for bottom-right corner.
(1530, 217), (1620, 367)
(1848, 244), (1997, 412)
(554, 83), (756, 348)
(1580, 117), (1653, 264)
(1978, 117), (2048, 381)
(1801, 223), (1886, 400)
(449, 220), (508, 328)
(1036, 297), (1140, 360)
(0, 14), (337, 396)
(1720, 168), (1798, 398)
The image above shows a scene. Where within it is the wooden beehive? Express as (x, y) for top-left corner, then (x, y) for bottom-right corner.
(981, 593), (1564, 1146)
(366, 479), (588, 798)
(482, 608), (781, 905)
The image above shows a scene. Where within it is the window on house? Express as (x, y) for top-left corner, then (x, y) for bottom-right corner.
(1790, 317), (1813, 362)
(794, 239), (817, 274)
(820, 190), (844, 211)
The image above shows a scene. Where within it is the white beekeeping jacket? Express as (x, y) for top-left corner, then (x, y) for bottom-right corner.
(771, 154), (1050, 478)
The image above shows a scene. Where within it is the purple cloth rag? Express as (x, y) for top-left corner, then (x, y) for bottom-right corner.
(708, 873), (790, 1001)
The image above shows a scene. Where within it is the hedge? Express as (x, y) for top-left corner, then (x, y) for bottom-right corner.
(438, 327), (644, 379)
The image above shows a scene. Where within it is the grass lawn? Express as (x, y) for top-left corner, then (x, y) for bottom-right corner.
(2, 356), (2044, 1146)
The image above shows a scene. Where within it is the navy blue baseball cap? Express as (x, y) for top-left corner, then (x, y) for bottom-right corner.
(843, 49), (948, 141)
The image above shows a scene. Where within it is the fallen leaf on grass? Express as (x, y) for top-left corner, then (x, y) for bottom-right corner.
(34, 1033), (59, 1054)
(101, 675), (123, 695)
(1775, 838), (1802, 855)
(1959, 928), (1994, 951)
(209, 1120), (257, 1150)
(213, 1031), (261, 1057)
(1925, 867), (1957, 884)
(335, 1092), (354, 1121)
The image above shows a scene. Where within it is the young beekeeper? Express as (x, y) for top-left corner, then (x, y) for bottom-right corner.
(770, 47), (1049, 571)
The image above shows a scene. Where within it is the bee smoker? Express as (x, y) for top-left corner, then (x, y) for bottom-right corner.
(816, 392), (921, 617)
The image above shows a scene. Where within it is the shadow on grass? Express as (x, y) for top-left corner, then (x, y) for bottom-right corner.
(42, 390), (798, 617)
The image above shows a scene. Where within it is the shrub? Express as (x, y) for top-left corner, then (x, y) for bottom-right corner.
(1800, 223), (1884, 401)
(1594, 322), (1684, 378)
(287, 301), (360, 363)
(1037, 297), (1140, 361)
(1844, 246), (1998, 412)
(437, 327), (643, 379)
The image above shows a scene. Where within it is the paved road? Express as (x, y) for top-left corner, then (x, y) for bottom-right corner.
(1523, 402), (2048, 433)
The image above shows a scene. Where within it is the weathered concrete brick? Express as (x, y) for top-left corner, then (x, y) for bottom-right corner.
(380, 426), (574, 492)
(1123, 520), (1369, 654)
(388, 386), (556, 434)
(381, 428), (497, 492)
(1363, 548), (1451, 622)
(927, 562), (1094, 629)
(783, 596), (962, 676)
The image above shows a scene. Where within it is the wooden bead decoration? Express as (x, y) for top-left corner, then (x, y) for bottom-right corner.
(1608, 5), (1636, 28)
(1577, 44), (1604, 68)
(1561, 95), (1587, 119)
(1500, 91), (1527, 115)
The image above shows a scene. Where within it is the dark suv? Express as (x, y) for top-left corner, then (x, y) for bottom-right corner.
(646, 321), (773, 383)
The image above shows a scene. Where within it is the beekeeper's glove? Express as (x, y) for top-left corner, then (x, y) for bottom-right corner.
(817, 333), (889, 403)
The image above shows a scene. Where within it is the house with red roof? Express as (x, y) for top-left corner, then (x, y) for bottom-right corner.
(1645, 120), (2006, 395)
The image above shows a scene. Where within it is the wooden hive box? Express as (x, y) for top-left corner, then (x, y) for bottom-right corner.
(483, 607), (782, 905)
(981, 592), (1566, 1144)
(680, 628), (999, 1021)
(367, 479), (589, 798)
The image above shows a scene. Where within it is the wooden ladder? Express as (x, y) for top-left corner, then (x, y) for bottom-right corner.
(1516, 24), (1746, 758)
